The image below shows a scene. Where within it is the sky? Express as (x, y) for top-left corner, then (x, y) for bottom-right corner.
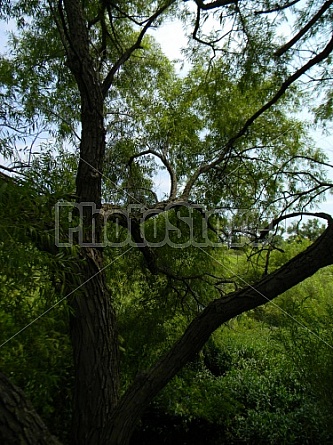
(150, 17), (187, 64)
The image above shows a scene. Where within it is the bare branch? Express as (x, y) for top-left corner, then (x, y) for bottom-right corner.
(0, 164), (28, 177)
(104, 2), (151, 27)
(192, 6), (224, 51)
(255, 0), (302, 15)
(102, 1), (175, 97)
(259, 211), (333, 240)
(181, 32), (333, 199)
(194, 0), (240, 10)
(275, 0), (333, 57)
(281, 169), (333, 187)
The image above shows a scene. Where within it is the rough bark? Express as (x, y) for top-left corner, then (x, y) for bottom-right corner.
(0, 372), (62, 445)
(67, 57), (121, 445)
(69, 248), (120, 445)
(69, 114), (121, 444)
(61, 1), (121, 443)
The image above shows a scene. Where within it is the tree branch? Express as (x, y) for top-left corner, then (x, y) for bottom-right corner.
(109, 216), (333, 441)
(0, 165), (27, 177)
(255, 0), (302, 15)
(127, 149), (178, 200)
(259, 211), (333, 240)
(47, 0), (69, 53)
(275, 0), (333, 57)
(194, 0), (239, 10)
(192, 6), (224, 51)
(182, 31), (333, 199)
(102, 0), (175, 97)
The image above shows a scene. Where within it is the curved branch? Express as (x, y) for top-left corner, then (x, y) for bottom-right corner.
(259, 211), (333, 240)
(281, 170), (333, 187)
(181, 147), (231, 199)
(128, 149), (178, 200)
(109, 217), (333, 442)
(192, 6), (225, 51)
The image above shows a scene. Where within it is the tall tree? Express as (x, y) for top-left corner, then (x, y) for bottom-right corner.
(0, 1), (333, 444)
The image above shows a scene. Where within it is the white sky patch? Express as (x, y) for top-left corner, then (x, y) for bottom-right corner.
(153, 169), (171, 200)
(149, 17), (192, 78)
(150, 19), (187, 62)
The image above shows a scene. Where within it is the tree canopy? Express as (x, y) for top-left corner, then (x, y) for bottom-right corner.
(0, 1), (333, 444)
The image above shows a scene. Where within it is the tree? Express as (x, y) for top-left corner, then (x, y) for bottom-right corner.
(0, 371), (62, 445)
(287, 217), (326, 241)
(0, 1), (333, 444)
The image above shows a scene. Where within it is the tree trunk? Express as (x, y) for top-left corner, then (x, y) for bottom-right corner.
(69, 248), (120, 445)
(1, 1), (329, 444)
(59, 2), (121, 443)
(69, 73), (120, 445)
(0, 372), (62, 445)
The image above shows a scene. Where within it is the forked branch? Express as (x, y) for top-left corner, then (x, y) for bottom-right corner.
(102, 0), (176, 97)
(181, 32), (333, 199)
